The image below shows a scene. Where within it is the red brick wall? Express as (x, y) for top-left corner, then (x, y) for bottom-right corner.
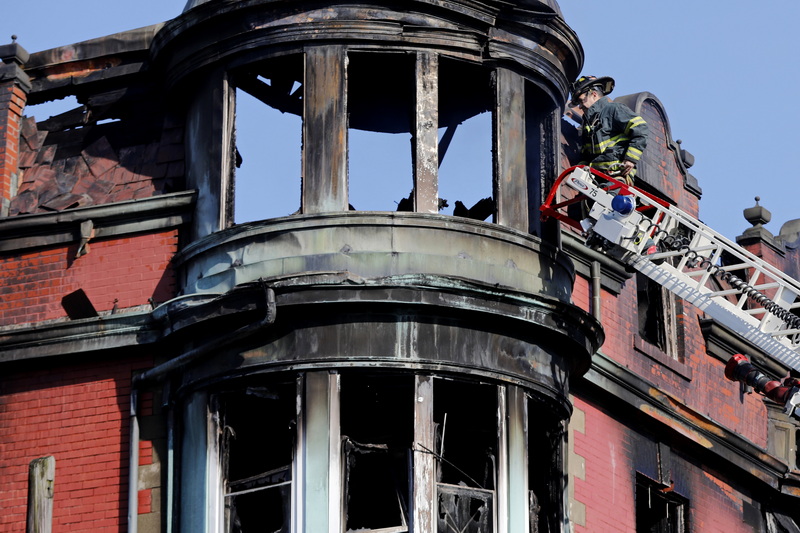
(572, 396), (760, 533)
(572, 396), (636, 532)
(589, 276), (768, 445)
(0, 83), (26, 209)
(0, 230), (179, 326)
(637, 100), (697, 215)
(571, 266), (769, 447)
(0, 354), (153, 532)
(688, 467), (753, 533)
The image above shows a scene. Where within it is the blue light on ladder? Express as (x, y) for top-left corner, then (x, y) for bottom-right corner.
(611, 195), (635, 216)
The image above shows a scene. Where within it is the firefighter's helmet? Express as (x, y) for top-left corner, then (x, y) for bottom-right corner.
(570, 75), (615, 105)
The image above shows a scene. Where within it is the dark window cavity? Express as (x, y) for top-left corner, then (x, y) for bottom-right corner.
(528, 402), (565, 533)
(434, 379), (497, 533)
(340, 374), (413, 532)
(220, 382), (297, 533)
(636, 473), (688, 533)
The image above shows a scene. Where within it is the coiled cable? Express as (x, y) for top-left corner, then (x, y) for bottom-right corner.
(634, 217), (800, 334)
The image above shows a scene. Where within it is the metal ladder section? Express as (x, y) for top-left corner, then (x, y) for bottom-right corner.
(540, 166), (800, 372)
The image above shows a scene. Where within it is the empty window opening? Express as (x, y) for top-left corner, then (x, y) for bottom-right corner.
(637, 272), (667, 350)
(434, 379), (496, 532)
(233, 59), (303, 223)
(220, 382), (296, 533)
(437, 112), (493, 219)
(635, 473), (688, 533)
(434, 379), (497, 490)
(437, 58), (493, 219)
(347, 52), (415, 212)
(349, 129), (413, 212)
(525, 82), (561, 236)
(340, 374), (413, 532)
(438, 484), (494, 533)
(432, 378), (497, 533)
(636, 272), (681, 361)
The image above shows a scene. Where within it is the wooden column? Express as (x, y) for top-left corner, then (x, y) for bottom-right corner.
(531, 102), (561, 240)
(506, 385), (530, 533)
(185, 68), (234, 240)
(412, 375), (436, 532)
(26, 456), (55, 533)
(413, 52), (439, 213)
(493, 68), (528, 231)
(302, 46), (348, 213)
(302, 372), (342, 533)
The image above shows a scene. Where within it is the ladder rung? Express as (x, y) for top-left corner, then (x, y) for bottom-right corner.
(708, 289), (746, 297)
(745, 282), (781, 291)
(556, 167), (800, 372)
(770, 329), (800, 338)
(646, 250), (683, 260)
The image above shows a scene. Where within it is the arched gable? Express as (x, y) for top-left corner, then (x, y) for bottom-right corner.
(614, 92), (701, 205)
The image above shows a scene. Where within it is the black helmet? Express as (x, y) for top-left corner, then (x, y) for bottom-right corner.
(570, 75), (615, 105)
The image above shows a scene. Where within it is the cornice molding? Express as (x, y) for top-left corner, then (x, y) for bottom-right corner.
(577, 350), (792, 492)
(0, 190), (195, 253)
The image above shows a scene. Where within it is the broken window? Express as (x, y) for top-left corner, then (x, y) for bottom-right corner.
(636, 272), (681, 360)
(219, 381), (296, 533)
(437, 58), (493, 219)
(528, 400), (566, 533)
(228, 52), (499, 218)
(347, 52), (415, 212)
(232, 56), (303, 223)
(434, 378), (497, 533)
(437, 112), (493, 219)
(210, 371), (566, 532)
(635, 473), (688, 533)
(438, 484), (494, 533)
(340, 373), (413, 532)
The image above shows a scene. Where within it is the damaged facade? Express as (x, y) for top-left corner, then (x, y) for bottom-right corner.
(0, 1), (798, 533)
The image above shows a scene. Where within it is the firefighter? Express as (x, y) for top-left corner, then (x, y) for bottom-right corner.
(570, 75), (648, 182)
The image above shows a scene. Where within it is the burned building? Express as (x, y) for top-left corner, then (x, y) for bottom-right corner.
(1, 0), (799, 532)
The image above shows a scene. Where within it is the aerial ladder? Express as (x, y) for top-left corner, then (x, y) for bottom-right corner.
(540, 165), (800, 420)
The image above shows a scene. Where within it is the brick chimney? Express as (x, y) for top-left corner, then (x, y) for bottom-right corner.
(0, 36), (30, 216)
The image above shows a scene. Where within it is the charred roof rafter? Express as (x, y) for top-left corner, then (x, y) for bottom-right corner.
(149, 0), (580, 105)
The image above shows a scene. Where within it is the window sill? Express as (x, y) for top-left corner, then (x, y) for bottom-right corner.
(633, 336), (693, 381)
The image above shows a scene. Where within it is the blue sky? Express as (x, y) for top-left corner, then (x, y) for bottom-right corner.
(4, 0), (798, 240)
